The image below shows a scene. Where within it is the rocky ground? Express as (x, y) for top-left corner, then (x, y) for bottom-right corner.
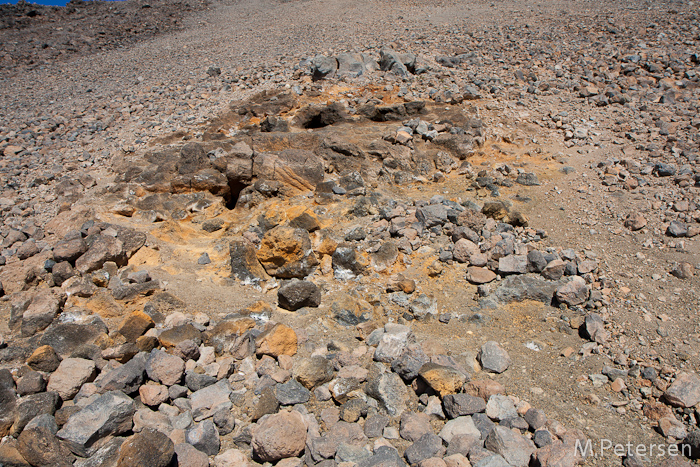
(0, 0), (699, 466)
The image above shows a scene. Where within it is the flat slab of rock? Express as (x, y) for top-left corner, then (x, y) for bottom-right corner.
(466, 267), (496, 284)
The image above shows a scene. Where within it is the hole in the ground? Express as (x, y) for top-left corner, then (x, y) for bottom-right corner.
(298, 102), (348, 129)
(304, 113), (330, 129)
(226, 180), (248, 209)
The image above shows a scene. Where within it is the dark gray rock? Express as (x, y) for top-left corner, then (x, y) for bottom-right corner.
(357, 445), (407, 467)
(533, 429), (552, 448)
(96, 352), (146, 394)
(478, 341), (511, 374)
(56, 390), (136, 457)
(312, 55), (338, 80)
(11, 391), (61, 437)
(667, 220), (689, 237)
(527, 251), (547, 273)
(278, 279), (321, 311)
(404, 433), (445, 465)
(515, 173), (540, 186)
(332, 245), (366, 280)
(416, 204), (448, 228)
(391, 343), (429, 381)
(523, 408), (546, 430)
(488, 274), (561, 306)
(443, 393), (487, 419)
(365, 368), (408, 417)
(185, 371), (217, 392)
(186, 419), (220, 456)
(364, 414), (390, 438)
(275, 378), (310, 405)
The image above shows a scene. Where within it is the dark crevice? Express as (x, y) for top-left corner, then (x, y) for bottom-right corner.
(226, 179), (248, 210)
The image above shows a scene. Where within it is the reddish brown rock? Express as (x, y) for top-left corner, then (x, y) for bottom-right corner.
(252, 411), (307, 461)
(466, 267), (496, 284)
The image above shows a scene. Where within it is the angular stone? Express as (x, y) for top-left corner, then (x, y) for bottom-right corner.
(364, 414), (390, 439)
(16, 371), (46, 396)
(256, 323), (297, 357)
(366, 368), (408, 417)
(186, 419), (220, 456)
(190, 380), (232, 420)
(400, 412), (432, 442)
(22, 291), (63, 337)
(75, 236), (126, 274)
(275, 378), (310, 405)
(40, 320), (108, 357)
(53, 238), (88, 263)
(278, 279), (321, 311)
(443, 394), (487, 419)
(71, 438), (123, 467)
(307, 420), (367, 462)
(57, 390), (136, 457)
(485, 395), (517, 421)
(392, 343), (429, 381)
(27, 345), (61, 372)
(11, 392), (61, 437)
(293, 356), (334, 389)
(419, 363), (466, 397)
(484, 426), (536, 467)
(18, 422), (73, 467)
(139, 384), (169, 407)
(453, 239), (479, 263)
(146, 348), (185, 386)
(117, 311), (154, 342)
(439, 416), (480, 443)
(96, 353), (146, 394)
(670, 262), (694, 279)
(175, 443), (209, 467)
(257, 226), (319, 278)
(357, 445), (407, 467)
(374, 324), (412, 363)
(665, 373), (700, 408)
(331, 294), (372, 326)
(229, 239), (268, 284)
(117, 428), (174, 467)
(158, 324), (202, 348)
(498, 255), (528, 275)
(47, 358), (96, 400)
(582, 313), (609, 344)
(252, 411), (307, 461)
(478, 341), (511, 374)
(556, 277), (589, 306)
(416, 205), (448, 228)
(404, 433), (445, 465)
(667, 221), (688, 238)
(523, 408), (547, 431)
(332, 245), (367, 279)
(490, 274), (560, 306)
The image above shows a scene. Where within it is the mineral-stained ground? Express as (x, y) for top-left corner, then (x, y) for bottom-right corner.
(0, 0), (699, 466)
